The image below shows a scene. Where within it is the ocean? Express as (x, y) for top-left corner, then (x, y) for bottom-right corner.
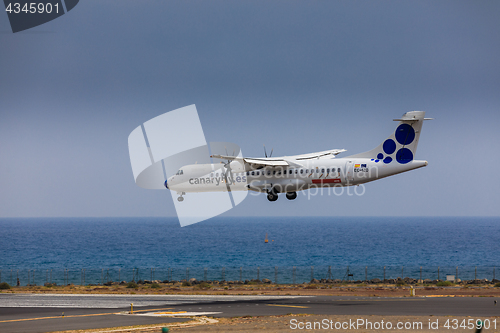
(0, 217), (499, 285)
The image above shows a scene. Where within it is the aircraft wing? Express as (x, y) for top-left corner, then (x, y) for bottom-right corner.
(211, 149), (346, 168)
(210, 155), (289, 167)
(291, 149), (347, 160)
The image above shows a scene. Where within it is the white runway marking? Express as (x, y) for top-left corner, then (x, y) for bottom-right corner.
(0, 294), (311, 308)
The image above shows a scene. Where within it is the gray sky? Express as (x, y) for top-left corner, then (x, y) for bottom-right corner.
(1, 0), (499, 218)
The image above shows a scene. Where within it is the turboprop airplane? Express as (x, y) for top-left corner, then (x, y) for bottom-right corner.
(165, 111), (432, 202)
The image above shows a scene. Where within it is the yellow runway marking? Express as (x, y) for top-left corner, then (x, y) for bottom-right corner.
(266, 304), (309, 309)
(335, 299), (426, 301)
(153, 311), (187, 315)
(0, 307), (173, 323)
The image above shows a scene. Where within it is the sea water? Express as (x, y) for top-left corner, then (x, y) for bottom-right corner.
(0, 217), (498, 284)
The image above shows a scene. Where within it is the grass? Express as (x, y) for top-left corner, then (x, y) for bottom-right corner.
(150, 283), (161, 289)
(126, 282), (138, 289)
(494, 283), (500, 288)
(195, 282), (212, 290)
(436, 281), (454, 287)
(0, 282), (11, 290)
(304, 284), (318, 289)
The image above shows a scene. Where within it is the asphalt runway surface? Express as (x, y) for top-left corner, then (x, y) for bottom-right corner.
(1, 294), (499, 333)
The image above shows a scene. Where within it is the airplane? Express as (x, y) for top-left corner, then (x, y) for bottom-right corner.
(165, 111), (432, 202)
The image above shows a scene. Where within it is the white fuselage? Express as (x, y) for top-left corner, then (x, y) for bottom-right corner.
(166, 157), (428, 194)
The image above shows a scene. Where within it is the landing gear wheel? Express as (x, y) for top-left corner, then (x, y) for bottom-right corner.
(267, 192), (278, 202)
(286, 192), (297, 200)
(177, 196), (184, 202)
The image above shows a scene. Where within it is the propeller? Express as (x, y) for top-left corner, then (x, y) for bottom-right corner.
(263, 145), (274, 158)
(223, 146), (235, 192)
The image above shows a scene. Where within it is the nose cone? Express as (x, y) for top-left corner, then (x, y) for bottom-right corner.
(164, 180), (168, 189)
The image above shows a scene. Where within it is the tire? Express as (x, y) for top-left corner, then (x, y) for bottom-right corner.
(177, 197), (184, 202)
(267, 193), (278, 202)
(286, 192), (297, 200)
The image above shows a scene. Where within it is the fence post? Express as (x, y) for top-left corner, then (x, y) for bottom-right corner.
(311, 266), (314, 281)
(221, 267), (225, 281)
(328, 266), (332, 280)
(494, 267), (495, 281)
(204, 267), (207, 281)
(401, 266), (404, 279)
(257, 267), (260, 281)
(456, 266), (458, 281)
(118, 268), (121, 282)
(438, 267), (440, 281)
(383, 266), (385, 281)
(420, 267), (422, 281)
(475, 266), (477, 280)
(365, 266), (367, 281)
(293, 266), (296, 284)
(275, 266), (278, 284)
(186, 267), (189, 281)
(240, 267), (242, 282)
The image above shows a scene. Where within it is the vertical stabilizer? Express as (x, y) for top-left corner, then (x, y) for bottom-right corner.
(347, 111), (430, 164)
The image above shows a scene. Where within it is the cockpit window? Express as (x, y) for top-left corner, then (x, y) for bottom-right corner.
(176, 170), (184, 175)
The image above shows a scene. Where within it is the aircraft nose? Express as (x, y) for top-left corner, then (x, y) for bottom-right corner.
(164, 180), (168, 189)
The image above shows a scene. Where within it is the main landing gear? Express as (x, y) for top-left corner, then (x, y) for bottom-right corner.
(267, 191), (297, 201)
(177, 192), (186, 202)
(267, 191), (278, 202)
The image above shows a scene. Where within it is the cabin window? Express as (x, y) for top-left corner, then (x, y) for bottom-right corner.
(295, 169), (298, 174)
(321, 168), (325, 173)
(289, 170), (292, 174)
(327, 168), (330, 173)
(251, 171), (255, 176)
(300, 169), (304, 174)
(338, 168), (341, 173)
(316, 169), (320, 173)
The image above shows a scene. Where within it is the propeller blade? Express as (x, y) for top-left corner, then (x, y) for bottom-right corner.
(263, 144), (267, 158)
(269, 148), (273, 158)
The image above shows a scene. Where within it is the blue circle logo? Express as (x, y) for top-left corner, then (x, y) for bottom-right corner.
(383, 139), (396, 154)
(395, 124), (415, 145)
(396, 148), (413, 164)
(383, 156), (392, 164)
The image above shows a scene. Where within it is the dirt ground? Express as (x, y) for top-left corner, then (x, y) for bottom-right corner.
(3, 283), (500, 298)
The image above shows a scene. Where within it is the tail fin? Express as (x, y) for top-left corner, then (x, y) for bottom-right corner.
(347, 111), (431, 164)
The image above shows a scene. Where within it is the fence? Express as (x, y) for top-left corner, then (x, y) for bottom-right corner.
(0, 266), (497, 287)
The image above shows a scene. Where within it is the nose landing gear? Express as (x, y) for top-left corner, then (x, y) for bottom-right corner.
(286, 192), (297, 200)
(177, 192), (186, 202)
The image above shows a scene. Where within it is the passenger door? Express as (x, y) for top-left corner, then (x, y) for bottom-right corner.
(345, 160), (354, 182)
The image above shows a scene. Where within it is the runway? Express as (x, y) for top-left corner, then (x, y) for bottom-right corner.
(1, 294), (499, 333)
